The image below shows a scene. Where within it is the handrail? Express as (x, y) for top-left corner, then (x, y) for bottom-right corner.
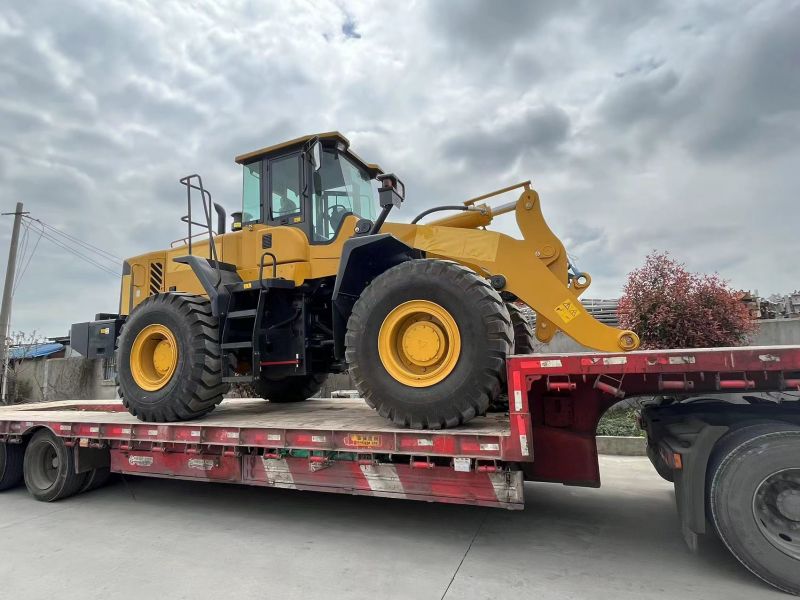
(462, 180), (531, 207)
(179, 174), (221, 286)
(258, 252), (278, 284)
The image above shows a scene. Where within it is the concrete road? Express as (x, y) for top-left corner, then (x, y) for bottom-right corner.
(0, 456), (782, 600)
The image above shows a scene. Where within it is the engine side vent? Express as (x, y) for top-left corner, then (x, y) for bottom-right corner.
(149, 262), (164, 296)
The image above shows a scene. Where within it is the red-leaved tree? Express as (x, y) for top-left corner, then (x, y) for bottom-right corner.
(618, 252), (755, 349)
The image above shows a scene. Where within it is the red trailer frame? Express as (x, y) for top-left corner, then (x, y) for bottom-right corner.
(0, 398), (526, 509)
(2, 346), (798, 511)
(507, 345), (800, 489)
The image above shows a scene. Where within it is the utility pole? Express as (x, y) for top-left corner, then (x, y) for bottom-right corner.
(0, 202), (24, 404)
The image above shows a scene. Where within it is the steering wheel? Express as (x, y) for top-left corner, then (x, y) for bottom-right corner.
(326, 204), (349, 230)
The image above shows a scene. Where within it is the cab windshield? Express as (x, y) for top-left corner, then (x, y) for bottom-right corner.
(312, 151), (376, 241)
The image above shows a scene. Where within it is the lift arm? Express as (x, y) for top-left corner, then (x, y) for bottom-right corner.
(385, 182), (639, 353)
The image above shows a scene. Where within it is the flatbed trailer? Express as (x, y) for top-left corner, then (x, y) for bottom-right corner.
(2, 345), (800, 594)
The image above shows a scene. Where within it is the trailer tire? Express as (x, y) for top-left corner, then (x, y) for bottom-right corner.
(0, 442), (25, 491)
(707, 423), (800, 595)
(116, 293), (228, 422)
(23, 429), (88, 502)
(346, 259), (512, 429)
(79, 467), (112, 493)
(254, 373), (328, 403)
(506, 303), (536, 354)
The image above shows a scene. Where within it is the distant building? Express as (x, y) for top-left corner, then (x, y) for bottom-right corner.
(6, 338), (116, 403)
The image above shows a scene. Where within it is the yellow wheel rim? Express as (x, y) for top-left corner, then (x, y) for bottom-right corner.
(130, 324), (179, 391)
(378, 300), (461, 387)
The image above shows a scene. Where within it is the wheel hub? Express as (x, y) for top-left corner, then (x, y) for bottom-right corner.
(378, 300), (461, 388)
(777, 489), (800, 522)
(401, 321), (446, 366)
(130, 323), (179, 391)
(754, 468), (800, 560)
(153, 340), (174, 375)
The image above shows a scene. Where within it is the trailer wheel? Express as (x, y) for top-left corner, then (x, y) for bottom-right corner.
(116, 293), (229, 422)
(708, 423), (800, 595)
(23, 430), (88, 502)
(346, 259), (512, 429)
(0, 442), (25, 491)
(254, 373), (328, 403)
(506, 303), (536, 354)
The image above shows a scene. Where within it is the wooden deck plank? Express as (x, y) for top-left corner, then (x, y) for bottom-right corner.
(0, 398), (511, 436)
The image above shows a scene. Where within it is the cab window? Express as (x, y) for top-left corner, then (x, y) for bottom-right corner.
(241, 162), (261, 223)
(312, 151), (377, 242)
(270, 155), (302, 223)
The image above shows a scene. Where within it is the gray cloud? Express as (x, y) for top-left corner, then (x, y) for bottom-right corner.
(0, 0), (797, 337)
(441, 105), (570, 171)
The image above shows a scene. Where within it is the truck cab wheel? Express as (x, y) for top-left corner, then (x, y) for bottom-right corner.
(346, 259), (512, 429)
(0, 442), (25, 491)
(707, 423), (800, 595)
(23, 430), (87, 502)
(116, 293), (228, 422)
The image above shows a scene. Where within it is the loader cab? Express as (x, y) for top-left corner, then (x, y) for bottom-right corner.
(236, 132), (383, 244)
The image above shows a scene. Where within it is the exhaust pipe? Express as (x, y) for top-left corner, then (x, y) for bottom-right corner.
(213, 203), (226, 234)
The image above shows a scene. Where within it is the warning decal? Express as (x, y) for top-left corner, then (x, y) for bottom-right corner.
(554, 299), (580, 324)
(343, 434), (382, 448)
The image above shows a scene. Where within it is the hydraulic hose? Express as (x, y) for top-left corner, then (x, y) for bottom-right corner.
(410, 205), (470, 224)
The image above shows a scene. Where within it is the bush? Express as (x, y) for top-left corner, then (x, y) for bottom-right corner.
(597, 408), (643, 437)
(618, 251), (754, 349)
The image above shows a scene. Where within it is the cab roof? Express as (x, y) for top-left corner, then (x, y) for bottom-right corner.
(234, 131), (383, 177)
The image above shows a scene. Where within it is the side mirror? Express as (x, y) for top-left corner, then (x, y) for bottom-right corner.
(376, 173), (405, 208)
(310, 141), (322, 171)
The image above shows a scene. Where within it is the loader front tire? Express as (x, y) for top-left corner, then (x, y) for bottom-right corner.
(116, 293), (228, 422)
(254, 373), (328, 403)
(346, 260), (512, 429)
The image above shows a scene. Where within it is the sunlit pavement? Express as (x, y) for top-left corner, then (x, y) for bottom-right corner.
(0, 456), (780, 599)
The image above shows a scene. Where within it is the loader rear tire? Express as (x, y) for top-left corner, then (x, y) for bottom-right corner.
(254, 373), (328, 403)
(116, 293), (229, 422)
(346, 259), (512, 429)
(506, 302), (536, 354)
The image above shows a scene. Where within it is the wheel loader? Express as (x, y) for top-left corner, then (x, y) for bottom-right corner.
(70, 132), (639, 428)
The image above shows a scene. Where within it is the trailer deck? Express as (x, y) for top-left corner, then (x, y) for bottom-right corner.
(0, 398), (525, 509)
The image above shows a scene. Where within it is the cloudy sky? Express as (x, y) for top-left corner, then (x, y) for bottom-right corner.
(0, 0), (798, 337)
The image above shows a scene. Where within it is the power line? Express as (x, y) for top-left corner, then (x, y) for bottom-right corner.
(12, 221), (30, 291)
(23, 216), (122, 263)
(1, 212), (121, 296)
(12, 220), (43, 296)
(34, 228), (119, 277)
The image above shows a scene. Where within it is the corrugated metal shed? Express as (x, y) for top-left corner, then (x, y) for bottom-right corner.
(9, 342), (65, 360)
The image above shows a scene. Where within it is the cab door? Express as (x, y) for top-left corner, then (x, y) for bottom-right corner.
(266, 152), (305, 228)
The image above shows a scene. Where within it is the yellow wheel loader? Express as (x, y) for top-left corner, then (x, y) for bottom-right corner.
(70, 132), (639, 428)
